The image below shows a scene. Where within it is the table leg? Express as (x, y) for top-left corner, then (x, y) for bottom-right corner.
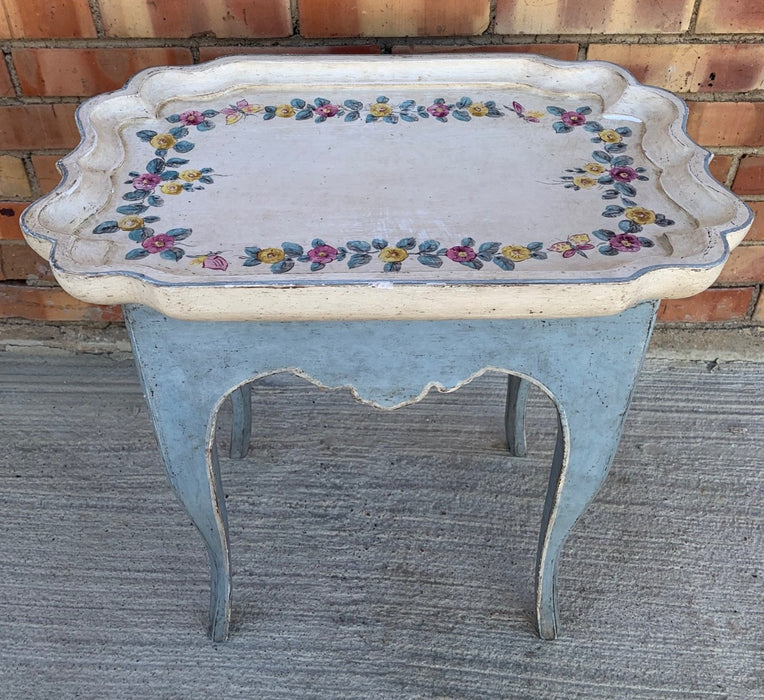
(505, 375), (530, 457)
(229, 384), (252, 459)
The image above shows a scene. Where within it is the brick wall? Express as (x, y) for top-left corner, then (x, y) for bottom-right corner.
(0, 0), (761, 325)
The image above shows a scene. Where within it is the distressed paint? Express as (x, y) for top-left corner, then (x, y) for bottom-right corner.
(125, 300), (657, 641)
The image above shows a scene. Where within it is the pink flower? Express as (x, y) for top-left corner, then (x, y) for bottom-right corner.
(610, 233), (642, 252)
(141, 233), (175, 253)
(315, 104), (339, 118)
(427, 103), (450, 118)
(446, 245), (476, 262)
(609, 166), (639, 183)
(179, 110), (205, 125)
(132, 173), (162, 190)
(307, 244), (338, 263)
(202, 254), (229, 270)
(561, 111), (587, 127)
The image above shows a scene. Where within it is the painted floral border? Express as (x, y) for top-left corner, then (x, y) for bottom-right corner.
(91, 96), (674, 274)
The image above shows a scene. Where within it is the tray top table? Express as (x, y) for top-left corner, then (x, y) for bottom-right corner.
(21, 55), (752, 642)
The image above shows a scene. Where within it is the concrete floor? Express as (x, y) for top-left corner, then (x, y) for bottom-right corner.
(0, 328), (761, 699)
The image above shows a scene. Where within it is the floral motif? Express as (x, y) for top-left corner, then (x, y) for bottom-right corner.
(191, 253), (230, 270)
(167, 108), (219, 131)
(547, 105), (591, 133)
(548, 233), (596, 259)
(591, 229), (655, 256)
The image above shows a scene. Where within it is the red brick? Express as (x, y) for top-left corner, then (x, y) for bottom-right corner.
(657, 287), (755, 323)
(100, 0), (292, 38)
(495, 0), (694, 34)
(587, 44), (764, 93)
(30, 155), (63, 195)
(0, 283), (122, 322)
(199, 45), (381, 62)
(0, 0), (96, 39)
(686, 102), (764, 148)
(0, 242), (55, 282)
(0, 60), (14, 98)
(695, 0), (764, 34)
(707, 154), (733, 185)
(715, 245), (764, 285)
(0, 104), (80, 151)
(732, 155), (764, 196)
(0, 156), (33, 199)
(743, 202), (763, 242)
(13, 48), (194, 98)
(752, 292), (764, 324)
(391, 43), (579, 61)
(299, 0), (490, 38)
(0, 203), (29, 241)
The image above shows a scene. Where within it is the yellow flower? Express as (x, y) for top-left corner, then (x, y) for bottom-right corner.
(257, 247), (286, 264)
(179, 169), (202, 182)
(598, 129), (622, 144)
(149, 133), (177, 150)
(118, 216), (144, 231)
(275, 104), (295, 118)
(160, 182), (184, 195)
(378, 247), (408, 263)
(467, 102), (489, 117)
(500, 245), (532, 262)
(526, 110), (544, 120)
(584, 162), (607, 175)
(572, 175), (598, 189)
(624, 206), (656, 225)
(369, 102), (393, 118)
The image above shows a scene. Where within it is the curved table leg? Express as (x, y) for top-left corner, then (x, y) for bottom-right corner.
(229, 384), (252, 459)
(505, 374), (530, 457)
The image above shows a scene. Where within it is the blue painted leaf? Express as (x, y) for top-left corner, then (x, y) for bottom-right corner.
(461, 237), (475, 247)
(527, 241), (543, 251)
(637, 175), (649, 181)
(418, 254), (443, 268)
(128, 171), (140, 178)
(546, 106), (565, 116)
(383, 115), (398, 124)
(376, 96), (389, 103)
(290, 98), (306, 109)
(598, 245), (618, 256)
(434, 98), (445, 105)
(345, 111), (360, 122)
(419, 239), (439, 253)
(146, 157), (165, 174)
(160, 170), (179, 181)
(400, 113), (418, 122)
(583, 121), (603, 132)
(165, 227), (192, 239)
(169, 126), (188, 139)
(263, 112), (275, 121)
(116, 204), (149, 215)
(478, 242), (500, 256)
(154, 149), (167, 158)
(199, 176), (213, 184)
(484, 101), (496, 108)
(655, 217), (674, 227)
(166, 114), (181, 123)
(614, 182), (637, 197)
(486, 111), (503, 118)
(295, 109), (313, 121)
(336, 249), (346, 261)
(310, 262), (325, 272)
(616, 126), (632, 137)
(436, 116), (447, 123)
(531, 251), (548, 260)
(315, 116), (327, 123)
(125, 248), (150, 260)
(383, 262), (401, 273)
(165, 158), (189, 167)
(122, 190), (146, 201)
(399, 100), (415, 109)
(372, 238), (388, 250)
(160, 247), (185, 261)
(93, 221), (119, 234)
(417, 106), (429, 117)
(173, 141), (195, 153)
(592, 229), (615, 241)
(477, 253), (492, 262)
(244, 247), (261, 256)
(197, 121), (215, 131)
(147, 195), (164, 207)
(344, 99), (363, 111)
(602, 189), (619, 200)
(311, 238), (326, 248)
(282, 242), (304, 257)
(136, 130), (157, 141)
(611, 155), (634, 167)
(456, 97), (472, 108)
(202, 110), (219, 118)
(365, 114), (376, 123)
(619, 220), (641, 233)
(602, 205), (624, 217)
(271, 260), (295, 274)
(242, 258), (260, 267)
(348, 253), (371, 269)
(638, 237), (655, 247)
(452, 110), (471, 122)
(461, 259), (483, 270)
(347, 240), (371, 252)
(621, 198), (637, 207)
(143, 216), (160, 223)
(436, 248), (448, 256)
(605, 142), (627, 154)
(397, 237), (416, 249)
(493, 256), (515, 271)
(314, 98), (329, 107)
(553, 121), (572, 133)
(577, 106), (592, 115)
(128, 228), (146, 242)
(598, 175), (614, 184)
(592, 150), (612, 163)
(200, 168), (213, 174)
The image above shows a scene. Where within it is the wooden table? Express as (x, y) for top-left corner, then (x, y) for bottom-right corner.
(21, 55), (752, 641)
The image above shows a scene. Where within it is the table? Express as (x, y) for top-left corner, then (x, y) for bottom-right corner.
(21, 55), (752, 642)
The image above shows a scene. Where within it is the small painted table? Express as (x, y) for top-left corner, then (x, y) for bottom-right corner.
(22, 55), (751, 642)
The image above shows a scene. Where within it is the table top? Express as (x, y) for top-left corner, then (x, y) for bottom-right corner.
(22, 55), (751, 321)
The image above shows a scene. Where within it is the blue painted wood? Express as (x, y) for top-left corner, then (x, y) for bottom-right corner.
(505, 375), (530, 457)
(123, 300), (658, 641)
(229, 385), (252, 459)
